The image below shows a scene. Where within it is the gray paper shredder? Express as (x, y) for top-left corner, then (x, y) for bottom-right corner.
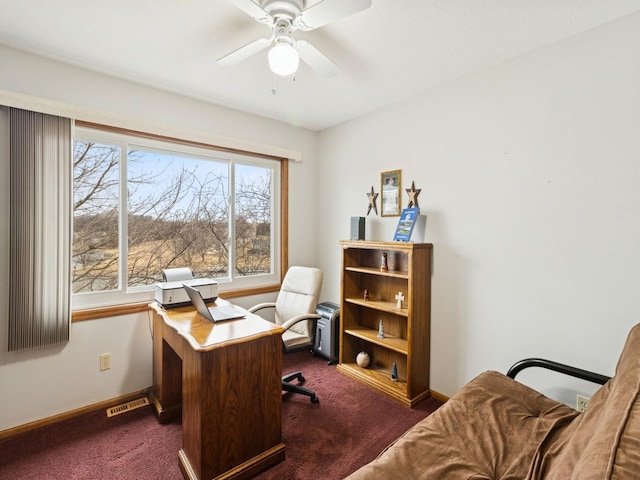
(313, 302), (340, 364)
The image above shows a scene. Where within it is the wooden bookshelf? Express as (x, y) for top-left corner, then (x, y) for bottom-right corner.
(337, 240), (432, 407)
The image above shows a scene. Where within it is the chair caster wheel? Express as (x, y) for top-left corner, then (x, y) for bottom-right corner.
(298, 375), (305, 383)
(311, 395), (319, 404)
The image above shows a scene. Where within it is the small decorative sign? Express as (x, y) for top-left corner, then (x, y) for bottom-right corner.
(393, 207), (420, 242)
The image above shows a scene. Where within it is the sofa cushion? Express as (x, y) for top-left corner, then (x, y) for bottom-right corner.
(345, 370), (579, 480)
(543, 323), (640, 479)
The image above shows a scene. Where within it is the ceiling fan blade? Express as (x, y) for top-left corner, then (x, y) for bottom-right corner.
(295, 0), (371, 31)
(296, 40), (339, 78)
(217, 38), (272, 66)
(226, 0), (272, 25)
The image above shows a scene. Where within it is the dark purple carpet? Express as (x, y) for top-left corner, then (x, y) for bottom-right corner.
(0, 351), (441, 479)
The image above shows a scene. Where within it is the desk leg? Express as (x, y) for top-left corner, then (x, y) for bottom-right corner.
(150, 311), (182, 423)
(179, 334), (285, 480)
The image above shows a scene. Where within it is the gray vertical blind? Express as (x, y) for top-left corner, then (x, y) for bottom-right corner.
(9, 108), (72, 351)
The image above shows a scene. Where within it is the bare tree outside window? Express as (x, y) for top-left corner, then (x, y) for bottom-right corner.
(72, 141), (120, 292)
(235, 163), (272, 277)
(126, 149), (230, 287)
(72, 139), (274, 295)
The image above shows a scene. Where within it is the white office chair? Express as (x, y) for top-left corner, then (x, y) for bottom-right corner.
(248, 266), (323, 403)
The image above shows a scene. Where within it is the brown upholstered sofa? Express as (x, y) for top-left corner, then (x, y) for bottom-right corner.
(346, 323), (640, 479)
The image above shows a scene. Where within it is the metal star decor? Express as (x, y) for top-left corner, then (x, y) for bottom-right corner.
(405, 181), (421, 208)
(367, 186), (379, 215)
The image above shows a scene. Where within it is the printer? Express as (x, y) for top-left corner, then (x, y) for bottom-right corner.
(154, 267), (218, 309)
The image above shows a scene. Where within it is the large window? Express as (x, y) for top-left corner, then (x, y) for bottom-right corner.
(72, 126), (282, 309)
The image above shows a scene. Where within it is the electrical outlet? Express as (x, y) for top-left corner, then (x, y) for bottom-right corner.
(100, 353), (111, 371)
(576, 394), (590, 413)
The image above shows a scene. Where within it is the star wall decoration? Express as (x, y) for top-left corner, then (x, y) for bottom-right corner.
(367, 186), (379, 215)
(405, 181), (421, 208)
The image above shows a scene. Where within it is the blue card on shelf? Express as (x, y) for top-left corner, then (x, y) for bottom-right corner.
(393, 207), (420, 242)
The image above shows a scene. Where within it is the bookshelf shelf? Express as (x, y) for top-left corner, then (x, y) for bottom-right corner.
(344, 297), (409, 317)
(344, 328), (408, 354)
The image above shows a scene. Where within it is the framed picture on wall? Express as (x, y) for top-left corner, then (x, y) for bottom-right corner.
(381, 170), (401, 217)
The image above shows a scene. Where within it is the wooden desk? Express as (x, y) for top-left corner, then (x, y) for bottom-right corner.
(149, 300), (285, 480)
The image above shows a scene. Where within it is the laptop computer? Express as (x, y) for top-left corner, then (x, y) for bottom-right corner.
(183, 283), (246, 322)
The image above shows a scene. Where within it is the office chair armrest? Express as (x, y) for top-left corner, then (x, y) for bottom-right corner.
(506, 357), (611, 385)
(281, 313), (322, 331)
(247, 302), (276, 314)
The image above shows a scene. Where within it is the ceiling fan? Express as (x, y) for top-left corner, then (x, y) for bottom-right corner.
(217, 0), (372, 78)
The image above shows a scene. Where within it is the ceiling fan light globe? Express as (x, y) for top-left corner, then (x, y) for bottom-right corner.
(268, 43), (299, 76)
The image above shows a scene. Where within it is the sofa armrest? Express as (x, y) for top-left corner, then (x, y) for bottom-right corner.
(507, 357), (611, 385)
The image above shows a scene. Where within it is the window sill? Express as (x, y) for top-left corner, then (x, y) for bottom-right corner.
(71, 284), (281, 322)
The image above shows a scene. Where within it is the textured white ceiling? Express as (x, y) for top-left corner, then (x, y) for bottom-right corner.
(1, 0), (639, 130)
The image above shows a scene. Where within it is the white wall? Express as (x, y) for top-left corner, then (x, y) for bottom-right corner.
(0, 46), (320, 431)
(317, 12), (640, 401)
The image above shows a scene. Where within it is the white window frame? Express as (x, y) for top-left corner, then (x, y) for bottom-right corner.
(72, 126), (281, 309)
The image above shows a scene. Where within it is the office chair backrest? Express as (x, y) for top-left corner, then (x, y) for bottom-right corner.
(275, 266), (323, 338)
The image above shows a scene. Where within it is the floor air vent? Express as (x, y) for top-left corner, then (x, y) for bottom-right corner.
(106, 397), (150, 417)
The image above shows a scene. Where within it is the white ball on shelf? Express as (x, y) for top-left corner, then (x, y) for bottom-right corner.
(356, 351), (370, 368)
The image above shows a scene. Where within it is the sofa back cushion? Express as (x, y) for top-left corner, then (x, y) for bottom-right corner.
(546, 323), (640, 479)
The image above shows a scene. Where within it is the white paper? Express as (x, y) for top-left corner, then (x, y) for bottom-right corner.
(162, 267), (194, 282)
